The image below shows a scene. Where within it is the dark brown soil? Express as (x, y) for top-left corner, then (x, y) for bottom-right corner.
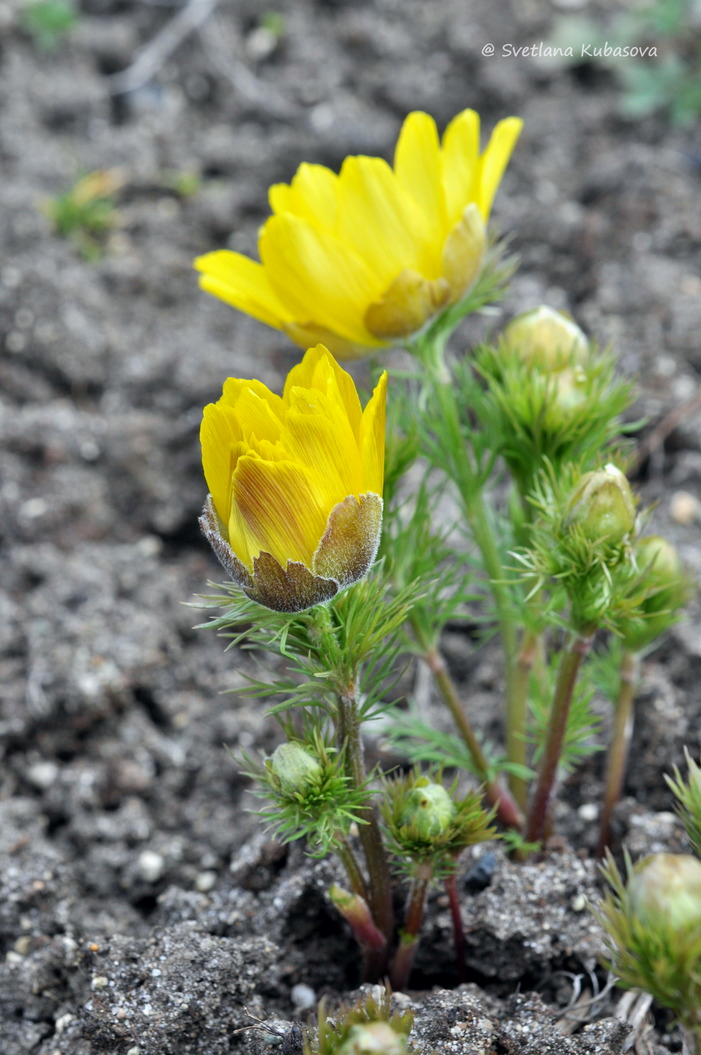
(2, 0), (700, 1052)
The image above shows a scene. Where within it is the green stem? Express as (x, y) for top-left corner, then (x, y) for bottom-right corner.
(525, 627), (595, 846)
(311, 605), (393, 976)
(389, 862), (432, 991)
(336, 837), (369, 901)
(596, 649), (639, 859)
(421, 641), (522, 831)
(509, 627), (539, 813)
(416, 334), (520, 792)
(336, 689), (394, 952)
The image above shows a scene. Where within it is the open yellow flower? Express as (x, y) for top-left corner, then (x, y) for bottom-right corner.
(199, 345), (387, 612)
(195, 109), (523, 359)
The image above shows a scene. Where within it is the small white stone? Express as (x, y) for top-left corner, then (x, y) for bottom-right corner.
(55, 1012), (74, 1033)
(578, 803), (598, 822)
(571, 893), (587, 912)
(245, 26), (278, 60)
(92, 975), (109, 989)
(290, 983), (316, 1010)
(20, 497), (47, 519)
(195, 870), (217, 893)
(137, 850), (165, 883)
(26, 761), (59, 789)
(671, 490), (700, 526)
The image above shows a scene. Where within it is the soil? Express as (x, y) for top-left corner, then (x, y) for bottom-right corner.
(1, 0), (701, 1052)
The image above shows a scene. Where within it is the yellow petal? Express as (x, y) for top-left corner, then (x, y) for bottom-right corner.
(282, 386), (361, 506)
(283, 345), (363, 440)
(194, 250), (292, 330)
(359, 371), (387, 496)
(337, 156), (431, 286)
(260, 213), (379, 345)
(394, 111), (448, 244)
(230, 456), (330, 568)
(220, 378), (285, 444)
(200, 402), (245, 525)
(269, 162), (339, 229)
(440, 109), (481, 227)
(441, 203), (486, 302)
(475, 116), (524, 221)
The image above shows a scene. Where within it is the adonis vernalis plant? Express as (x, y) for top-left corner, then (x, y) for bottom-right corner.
(193, 106), (693, 1000)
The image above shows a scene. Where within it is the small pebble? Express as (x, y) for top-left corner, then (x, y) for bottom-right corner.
(55, 1013), (74, 1033)
(92, 975), (109, 989)
(26, 761), (59, 789)
(195, 870), (217, 893)
(137, 850), (165, 883)
(578, 803), (598, 822)
(671, 490), (700, 526)
(291, 983), (316, 1010)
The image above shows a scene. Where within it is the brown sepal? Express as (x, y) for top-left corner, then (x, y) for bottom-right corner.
(313, 493), (383, 587)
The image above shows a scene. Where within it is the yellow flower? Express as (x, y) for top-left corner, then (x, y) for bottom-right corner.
(199, 345), (387, 612)
(195, 109), (523, 359)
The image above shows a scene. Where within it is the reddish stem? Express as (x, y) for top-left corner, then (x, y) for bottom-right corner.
(525, 629), (594, 846)
(596, 649), (639, 858)
(444, 869), (466, 984)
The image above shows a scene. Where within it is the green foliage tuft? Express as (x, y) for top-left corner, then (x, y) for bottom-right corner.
(22, 0), (77, 50)
(304, 988), (416, 1055)
(666, 750), (701, 859)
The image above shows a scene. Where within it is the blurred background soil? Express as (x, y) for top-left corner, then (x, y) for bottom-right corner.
(1, 0), (700, 1051)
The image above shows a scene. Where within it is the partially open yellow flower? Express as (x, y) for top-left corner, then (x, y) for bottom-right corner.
(195, 109), (523, 359)
(199, 345), (386, 612)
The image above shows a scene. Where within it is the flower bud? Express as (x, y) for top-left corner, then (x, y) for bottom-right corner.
(623, 536), (689, 650)
(502, 306), (589, 370)
(398, 779), (456, 839)
(564, 464), (635, 544)
(269, 742), (322, 797)
(337, 1022), (408, 1055)
(637, 536), (686, 609)
(628, 853), (701, 934)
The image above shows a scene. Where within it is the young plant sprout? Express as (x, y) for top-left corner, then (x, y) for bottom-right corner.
(193, 105), (693, 987)
(597, 852), (701, 1052)
(303, 988), (416, 1055)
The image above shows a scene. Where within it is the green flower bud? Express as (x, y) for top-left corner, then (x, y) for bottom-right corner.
(623, 536), (689, 650)
(564, 464), (635, 544)
(398, 779), (456, 839)
(628, 853), (701, 934)
(637, 536), (686, 611)
(269, 742), (322, 797)
(502, 306), (589, 370)
(337, 1022), (408, 1055)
